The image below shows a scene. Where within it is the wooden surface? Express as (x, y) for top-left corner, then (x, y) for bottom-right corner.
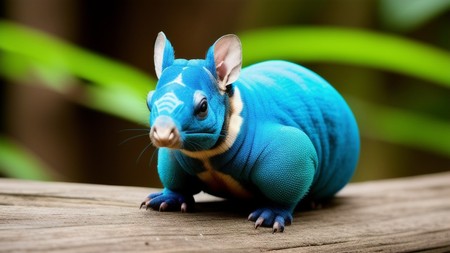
(1, 172), (450, 253)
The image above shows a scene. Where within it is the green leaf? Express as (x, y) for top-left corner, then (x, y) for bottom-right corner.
(83, 85), (149, 125)
(0, 19), (156, 123)
(239, 27), (450, 88)
(0, 20), (156, 96)
(0, 51), (31, 81)
(349, 97), (450, 157)
(0, 136), (56, 180)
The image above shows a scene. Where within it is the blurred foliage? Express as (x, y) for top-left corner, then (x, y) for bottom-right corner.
(239, 27), (450, 157)
(239, 27), (450, 88)
(0, 19), (449, 180)
(379, 0), (450, 32)
(0, 20), (153, 123)
(0, 136), (55, 180)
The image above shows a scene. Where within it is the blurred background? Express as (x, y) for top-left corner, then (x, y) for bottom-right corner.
(0, 0), (449, 188)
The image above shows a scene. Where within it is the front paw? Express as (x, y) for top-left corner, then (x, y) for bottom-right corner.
(140, 189), (195, 212)
(248, 207), (293, 233)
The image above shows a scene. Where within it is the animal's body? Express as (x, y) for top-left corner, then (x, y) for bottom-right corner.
(141, 32), (360, 232)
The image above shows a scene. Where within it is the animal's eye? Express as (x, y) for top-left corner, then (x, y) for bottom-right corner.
(195, 98), (208, 119)
(198, 99), (208, 116)
(194, 92), (208, 119)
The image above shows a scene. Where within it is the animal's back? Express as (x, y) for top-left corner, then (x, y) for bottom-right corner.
(237, 60), (360, 200)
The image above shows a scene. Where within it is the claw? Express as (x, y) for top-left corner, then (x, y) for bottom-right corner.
(140, 197), (151, 209)
(140, 190), (195, 213)
(159, 202), (169, 212)
(272, 221), (284, 233)
(255, 217), (265, 229)
(181, 203), (188, 213)
(248, 207), (293, 232)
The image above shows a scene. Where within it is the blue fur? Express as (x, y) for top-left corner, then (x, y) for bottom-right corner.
(144, 33), (360, 232)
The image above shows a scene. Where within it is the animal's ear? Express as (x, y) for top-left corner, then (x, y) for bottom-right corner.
(154, 32), (175, 79)
(212, 34), (242, 92)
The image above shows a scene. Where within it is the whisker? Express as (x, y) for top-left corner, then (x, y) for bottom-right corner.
(136, 143), (153, 165)
(118, 128), (149, 133)
(148, 147), (159, 168)
(184, 140), (204, 152)
(119, 133), (149, 146)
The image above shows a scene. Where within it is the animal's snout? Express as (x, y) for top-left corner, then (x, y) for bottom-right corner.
(150, 116), (181, 149)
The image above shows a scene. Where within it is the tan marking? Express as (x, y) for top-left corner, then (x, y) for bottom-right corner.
(181, 87), (243, 159)
(197, 160), (252, 198)
(180, 87), (249, 198)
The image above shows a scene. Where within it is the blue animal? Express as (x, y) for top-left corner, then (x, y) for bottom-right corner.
(141, 32), (360, 233)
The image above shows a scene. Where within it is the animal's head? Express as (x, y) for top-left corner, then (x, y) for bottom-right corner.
(147, 32), (242, 151)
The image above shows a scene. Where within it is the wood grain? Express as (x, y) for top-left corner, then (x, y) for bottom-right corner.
(1, 172), (450, 252)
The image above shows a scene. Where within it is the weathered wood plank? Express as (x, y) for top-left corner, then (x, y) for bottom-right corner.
(1, 172), (450, 252)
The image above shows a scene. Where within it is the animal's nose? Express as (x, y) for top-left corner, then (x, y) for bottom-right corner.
(150, 116), (181, 149)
